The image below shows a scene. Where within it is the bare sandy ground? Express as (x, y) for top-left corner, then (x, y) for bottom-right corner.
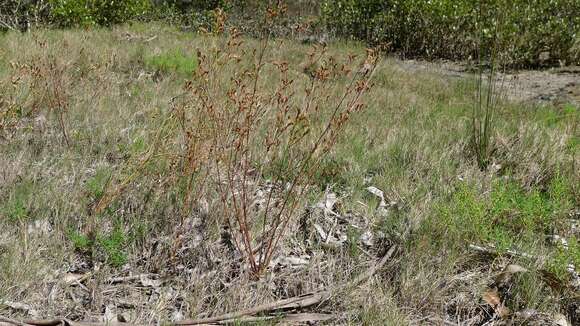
(396, 60), (579, 107)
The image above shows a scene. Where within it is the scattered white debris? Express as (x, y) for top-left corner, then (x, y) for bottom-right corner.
(553, 313), (571, 326)
(62, 272), (89, 285)
(315, 191), (339, 216)
(271, 255), (311, 269)
(495, 264), (529, 286)
(139, 274), (162, 288)
(360, 230), (374, 247)
(549, 235), (569, 249)
(515, 308), (537, 320)
(27, 219), (52, 235)
(2, 300), (39, 317)
(313, 223), (346, 247)
(567, 264), (580, 290)
(366, 186), (385, 203)
(313, 223), (328, 240)
(102, 305), (117, 323)
(33, 114), (47, 131)
(366, 186), (389, 213)
(171, 310), (185, 322)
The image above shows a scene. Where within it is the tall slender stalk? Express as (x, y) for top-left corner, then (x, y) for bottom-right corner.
(471, 1), (506, 170)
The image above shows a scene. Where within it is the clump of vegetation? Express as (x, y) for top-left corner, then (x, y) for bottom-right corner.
(422, 176), (574, 253)
(1, 181), (33, 223)
(96, 227), (128, 267)
(5, 46), (72, 146)
(48, 0), (152, 27)
(469, 5), (505, 170)
(321, 0), (580, 66)
(68, 226), (128, 267)
(86, 167), (111, 201)
(3, 1), (578, 67)
(0, 0), (229, 30)
(144, 48), (198, 75)
(96, 6), (379, 278)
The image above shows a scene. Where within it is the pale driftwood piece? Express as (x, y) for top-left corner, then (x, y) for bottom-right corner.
(175, 291), (332, 325)
(0, 318), (145, 326)
(468, 244), (536, 259)
(0, 319), (63, 326)
(107, 274), (158, 284)
(212, 313), (334, 324)
(0, 316), (25, 326)
(277, 313), (335, 322)
(0, 297), (332, 326)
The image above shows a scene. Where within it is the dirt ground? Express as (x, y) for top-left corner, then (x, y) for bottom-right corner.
(396, 60), (580, 107)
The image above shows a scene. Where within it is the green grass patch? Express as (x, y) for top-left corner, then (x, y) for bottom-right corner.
(1, 181), (34, 223)
(68, 229), (92, 252)
(548, 238), (580, 281)
(67, 224), (129, 268)
(97, 227), (128, 267)
(85, 167), (112, 201)
(144, 48), (198, 75)
(533, 103), (579, 127)
(421, 175), (574, 253)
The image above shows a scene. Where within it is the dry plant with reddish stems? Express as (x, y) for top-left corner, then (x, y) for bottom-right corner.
(171, 5), (379, 277)
(0, 76), (22, 140)
(2, 39), (72, 145)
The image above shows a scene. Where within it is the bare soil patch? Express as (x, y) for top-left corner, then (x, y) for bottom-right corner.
(396, 60), (579, 107)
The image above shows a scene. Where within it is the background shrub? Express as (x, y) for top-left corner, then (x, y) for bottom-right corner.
(156, 0), (227, 11)
(3, 0), (578, 67)
(321, 0), (580, 66)
(48, 0), (153, 27)
(0, 0), (51, 31)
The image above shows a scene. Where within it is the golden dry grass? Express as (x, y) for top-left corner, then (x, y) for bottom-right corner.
(0, 23), (578, 325)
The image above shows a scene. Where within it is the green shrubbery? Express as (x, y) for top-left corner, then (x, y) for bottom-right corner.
(48, 0), (153, 27)
(3, 0), (578, 65)
(0, 0), (229, 29)
(321, 0), (580, 66)
(0, 0), (154, 28)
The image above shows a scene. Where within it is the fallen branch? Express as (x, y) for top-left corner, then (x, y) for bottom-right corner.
(0, 319), (143, 326)
(1, 316), (24, 326)
(468, 244), (536, 259)
(107, 273), (158, 284)
(175, 292), (332, 326)
(0, 245), (397, 326)
(0, 17), (17, 31)
(177, 244), (397, 325)
(210, 313), (334, 324)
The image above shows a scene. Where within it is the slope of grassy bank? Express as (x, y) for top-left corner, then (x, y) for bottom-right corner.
(0, 24), (578, 324)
